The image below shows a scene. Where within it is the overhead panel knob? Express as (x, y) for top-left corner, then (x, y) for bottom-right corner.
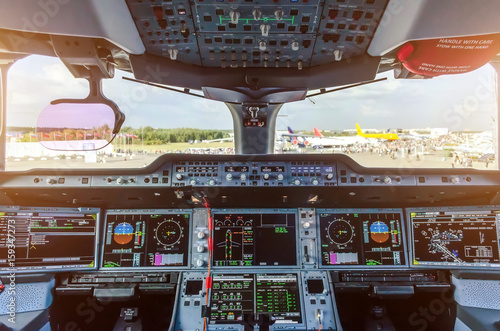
(226, 173), (233, 181)
(252, 9), (262, 20)
(260, 24), (270, 37)
(312, 179), (319, 186)
(240, 174), (247, 181)
(168, 48), (178, 60)
(326, 173), (334, 180)
(197, 231), (205, 239)
(274, 9), (284, 21)
(176, 174), (184, 180)
(197, 245), (205, 253)
(229, 10), (240, 24)
(291, 41), (299, 51)
(294, 179), (301, 186)
(263, 174), (270, 180)
(277, 174), (284, 181)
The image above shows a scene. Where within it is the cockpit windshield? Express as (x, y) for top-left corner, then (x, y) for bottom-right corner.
(6, 55), (498, 170)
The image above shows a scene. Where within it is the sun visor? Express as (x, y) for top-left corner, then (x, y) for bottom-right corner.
(397, 34), (500, 77)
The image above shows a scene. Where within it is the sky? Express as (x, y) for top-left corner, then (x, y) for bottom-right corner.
(6, 55), (499, 132)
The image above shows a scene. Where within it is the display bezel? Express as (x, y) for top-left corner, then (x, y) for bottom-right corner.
(211, 209), (300, 269)
(316, 208), (409, 269)
(0, 206), (100, 274)
(100, 209), (192, 271)
(407, 206), (500, 270)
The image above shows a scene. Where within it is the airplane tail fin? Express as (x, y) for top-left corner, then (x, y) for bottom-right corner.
(313, 128), (323, 137)
(287, 126), (294, 134)
(356, 123), (364, 136)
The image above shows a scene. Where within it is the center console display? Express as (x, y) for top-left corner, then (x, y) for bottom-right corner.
(318, 209), (405, 267)
(212, 210), (297, 267)
(0, 206), (99, 273)
(209, 273), (302, 324)
(409, 207), (500, 268)
(102, 210), (191, 269)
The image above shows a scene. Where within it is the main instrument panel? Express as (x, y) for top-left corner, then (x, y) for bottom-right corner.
(3, 155), (500, 330)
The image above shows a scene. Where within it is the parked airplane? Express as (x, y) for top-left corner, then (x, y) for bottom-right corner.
(356, 123), (400, 140)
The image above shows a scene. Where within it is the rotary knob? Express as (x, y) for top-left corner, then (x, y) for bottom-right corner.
(240, 174), (247, 181)
(277, 174), (284, 181)
(326, 173), (334, 180)
(46, 178), (56, 185)
(312, 179), (319, 186)
(294, 179), (301, 186)
(226, 173), (233, 181)
(451, 176), (460, 184)
(176, 173), (184, 180)
(197, 245), (205, 253)
(303, 222), (311, 229)
(190, 179), (197, 186)
(196, 259), (205, 267)
(117, 177), (126, 185)
(384, 177), (392, 184)
(208, 179), (216, 186)
(263, 173), (270, 180)
(197, 231), (205, 239)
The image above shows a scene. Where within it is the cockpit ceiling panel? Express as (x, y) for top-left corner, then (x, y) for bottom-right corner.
(126, 0), (388, 69)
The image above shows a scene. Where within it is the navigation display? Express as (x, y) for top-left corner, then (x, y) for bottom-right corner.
(212, 210), (297, 267)
(409, 207), (500, 268)
(102, 210), (191, 268)
(318, 209), (405, 267)
(0, 207), (99, 273)
(209, 273), (302, 324)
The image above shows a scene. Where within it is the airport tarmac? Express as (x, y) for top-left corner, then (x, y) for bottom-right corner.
(5, 150), (494, 171)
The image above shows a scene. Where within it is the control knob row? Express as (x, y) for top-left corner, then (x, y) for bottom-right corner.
(294, 178), (319, 186)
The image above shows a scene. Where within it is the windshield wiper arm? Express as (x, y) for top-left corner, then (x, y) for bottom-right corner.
(122, 76), (206, 99)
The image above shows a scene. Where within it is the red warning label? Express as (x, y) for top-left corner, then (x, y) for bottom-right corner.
(397, 34), (500, 77)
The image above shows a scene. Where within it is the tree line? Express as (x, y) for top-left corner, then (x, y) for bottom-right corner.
(8, 126), (232, 145)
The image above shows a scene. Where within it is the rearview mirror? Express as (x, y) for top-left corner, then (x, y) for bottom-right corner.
(36, 102), (123, 151)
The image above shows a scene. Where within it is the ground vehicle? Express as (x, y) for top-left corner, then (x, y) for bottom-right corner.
(1, 0), (500, 330)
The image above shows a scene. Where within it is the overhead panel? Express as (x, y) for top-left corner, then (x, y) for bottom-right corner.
(125, 0), (388, 69)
